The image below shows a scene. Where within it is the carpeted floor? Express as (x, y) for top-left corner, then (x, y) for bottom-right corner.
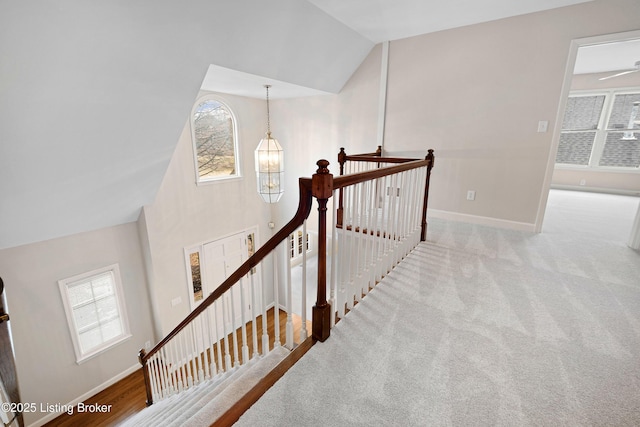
(236, 190), (640, 426)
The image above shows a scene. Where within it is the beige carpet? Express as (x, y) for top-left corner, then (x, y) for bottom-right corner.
(236, 190), (640, 426)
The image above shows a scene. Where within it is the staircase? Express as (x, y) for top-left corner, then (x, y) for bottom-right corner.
(121, 346), (289, 426)
(131, 147), (434, 426)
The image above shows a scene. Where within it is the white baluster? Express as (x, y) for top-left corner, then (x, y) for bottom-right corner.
(240, 275), (250, 364)
(229, 287), (240, 368)
(347, 182), (357, 308)
(149, 356), (160, 401)
(261, 258), (270, 355)
(159, 346), (173, 396)
(170, 339), (183, 392)
(301, 220), (309, 337)
(356, 180), (367, 297)
(180, 328), (193, 388)
(221, 294), (232, 372)
(214, 300), (224, 374)
(206, 306), (218, 377)
(191, 322), (204, 383)
(200, 312), (211, 380)
(285, 241), (294, 349)
(250, 270), (260, 358)
(273, 251), (281, 348)
(329, 195), (338, 329)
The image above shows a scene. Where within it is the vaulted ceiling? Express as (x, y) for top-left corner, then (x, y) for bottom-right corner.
(0, 0), (604, 249)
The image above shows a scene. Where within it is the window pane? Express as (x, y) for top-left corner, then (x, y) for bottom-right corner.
(189, 252), (203, 302)
(96, 296), (119, 321)
(101, 318), (123, 341)
(194, 100), (237, 179)
(599, 132), (640, 168)
(562, 96), (605, 130)
(92, 273), (114, 299)
(73, 304), (98, 331)
(68, 282), (93, 307)
(555, 132), (595, 165)
(79, 328), (102, 353)
(607, 93), (640, 130)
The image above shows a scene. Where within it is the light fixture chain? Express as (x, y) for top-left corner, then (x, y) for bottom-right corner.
(265, 84), (271, 135)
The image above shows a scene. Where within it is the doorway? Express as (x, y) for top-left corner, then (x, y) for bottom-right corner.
(538, 29), (640, 247)
(184, 227), (262, 337)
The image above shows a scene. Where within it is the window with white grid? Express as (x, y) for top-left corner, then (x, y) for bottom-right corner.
(58, 264), (131, 363)
(556, 90), (640, 169)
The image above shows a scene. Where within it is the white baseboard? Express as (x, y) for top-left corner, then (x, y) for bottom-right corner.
(28, 364), (140, 427)
(427, 209), (536, 232)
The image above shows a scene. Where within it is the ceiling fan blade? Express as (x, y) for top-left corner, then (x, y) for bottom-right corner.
(599, 69), (639, 81)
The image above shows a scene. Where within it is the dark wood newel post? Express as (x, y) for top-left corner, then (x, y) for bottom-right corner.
(139, 349), (153, 406)
(421, 149), (435, 242)
(312, 159), (333, 342)
(337, 148), (346, 227)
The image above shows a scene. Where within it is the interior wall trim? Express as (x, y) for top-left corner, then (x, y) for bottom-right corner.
(428, 209), (536, 232)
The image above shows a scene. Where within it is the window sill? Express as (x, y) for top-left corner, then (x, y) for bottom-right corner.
(554, 165), (640, 174)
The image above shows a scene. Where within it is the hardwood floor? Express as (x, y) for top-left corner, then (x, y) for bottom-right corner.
(43, 309), (311, 427)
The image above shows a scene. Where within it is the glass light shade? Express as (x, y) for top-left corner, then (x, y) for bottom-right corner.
(255, 134), (284, 203)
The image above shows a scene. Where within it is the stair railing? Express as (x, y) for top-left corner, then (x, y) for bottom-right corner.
(137, 147), (434, 405)
(327, 148), (435, 325)
(138, 178), (315, 405)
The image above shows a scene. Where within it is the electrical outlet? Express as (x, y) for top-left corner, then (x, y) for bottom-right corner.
(171, 297), (182, 307)
(466, 190), (476, 201)
(579, 179), (586, 186)
(145, 341), (151, 350)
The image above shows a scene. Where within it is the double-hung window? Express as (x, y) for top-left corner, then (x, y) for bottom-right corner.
(556, 90), (640, 169)
(59, 264), (131, 363)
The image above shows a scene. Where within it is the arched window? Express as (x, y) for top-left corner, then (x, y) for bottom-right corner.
(191, 97), (240, 182)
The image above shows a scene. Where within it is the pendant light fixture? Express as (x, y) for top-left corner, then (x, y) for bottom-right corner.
(255, 85), (284, 203)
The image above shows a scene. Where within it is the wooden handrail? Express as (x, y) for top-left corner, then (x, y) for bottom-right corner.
(140, 178), (314, 364)
(333, 158), (431, 190)
(341, 155), (420, 164)
(138, 148), (434, 406)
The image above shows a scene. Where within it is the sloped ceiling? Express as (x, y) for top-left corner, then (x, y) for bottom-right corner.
(0, 0), (371, 250)
(0, 0), (604, 250)
(308, 0), (592, 43)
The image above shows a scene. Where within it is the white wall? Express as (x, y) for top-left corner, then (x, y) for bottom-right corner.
(266, 0), (640, 233)
(0, 223), (155, 426)
(270, 44), (384, 229)
(0, 0), (373, 250)
(140, 92), (275, 336)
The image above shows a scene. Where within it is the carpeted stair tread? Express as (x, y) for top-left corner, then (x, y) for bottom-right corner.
(120, 346), (289, 427)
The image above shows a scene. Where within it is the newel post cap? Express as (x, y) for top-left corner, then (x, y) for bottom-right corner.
(312, 159), (333, 199)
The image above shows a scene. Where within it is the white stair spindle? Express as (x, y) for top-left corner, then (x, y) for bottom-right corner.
(192, 322), (204, 383)
(273, 251), (281, 347)
(285, 241), (294, 349)
(229, 287), (240, 367)
(170, 339), (183, 392)
(207, 306), (218, 377)
(347, 182), (357, 308)
(201, 311), (211, 380)
(301, 220), (309, 338)
(261, 258), (270, 355)
(329, 194), (338, 329)
(221, 294), (232, 372)
(250, 270), (260, 358)
(214, 300), (224, 374)
(240, 276), (250, 364)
